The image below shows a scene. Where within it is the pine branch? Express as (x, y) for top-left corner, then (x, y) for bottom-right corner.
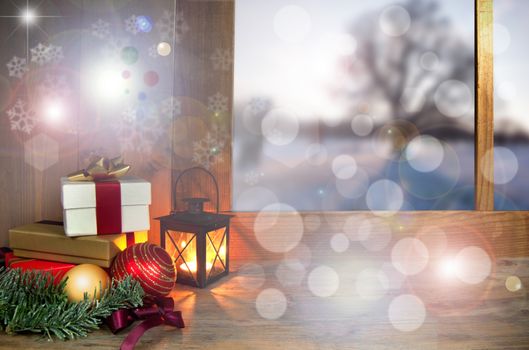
(0, 267), (144, 340)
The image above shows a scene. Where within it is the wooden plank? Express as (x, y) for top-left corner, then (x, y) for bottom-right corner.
(229, 211), (529, 261)
(1, 256), (528, 349)
(475, 0), (495, 210)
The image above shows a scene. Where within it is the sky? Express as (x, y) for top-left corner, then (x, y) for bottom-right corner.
(494, 0), (529, 132)
(234, 0), (475, 122)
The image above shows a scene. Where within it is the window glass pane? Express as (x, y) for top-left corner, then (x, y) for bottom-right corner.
(234, 0), (475, 211)
(494, 1), (529, 210)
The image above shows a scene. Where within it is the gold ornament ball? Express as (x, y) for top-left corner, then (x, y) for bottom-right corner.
(62, 264), (110, 302)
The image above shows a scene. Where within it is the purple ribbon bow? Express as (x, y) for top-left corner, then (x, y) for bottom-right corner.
(107, 297), (185, 350)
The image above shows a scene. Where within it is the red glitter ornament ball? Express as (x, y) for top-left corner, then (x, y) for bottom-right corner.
(111, 243), (176, 297)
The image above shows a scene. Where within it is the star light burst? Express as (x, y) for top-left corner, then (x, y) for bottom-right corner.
(0, 0), (62, 59)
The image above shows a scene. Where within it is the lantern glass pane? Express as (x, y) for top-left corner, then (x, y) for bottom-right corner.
(166, 230), (198, 284)
(206, 227), (227, 280)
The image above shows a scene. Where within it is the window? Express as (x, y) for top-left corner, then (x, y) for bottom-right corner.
(494, 1), (529, 210)
(233, 0), (475, 211)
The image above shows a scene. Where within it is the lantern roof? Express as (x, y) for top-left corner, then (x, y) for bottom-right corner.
(156, 211), (233, 228)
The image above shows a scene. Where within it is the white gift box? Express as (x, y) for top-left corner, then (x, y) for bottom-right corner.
(61, 176), (151, 237)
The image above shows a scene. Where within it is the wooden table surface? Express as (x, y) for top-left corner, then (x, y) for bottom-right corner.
(1, 254), (528, 350)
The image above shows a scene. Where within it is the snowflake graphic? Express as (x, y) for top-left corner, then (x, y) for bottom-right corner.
(160, 97), (181, 119)
(47, 44), (64, 64)
(244, 170), (263, 186)
(148, 45), (159, 59)
(124, 15), (139, 35)
(156, 10), (189, 43)
(208, 92), (228, 115)
(6, 56), (28, 79)
(210, 48), (232, 71)
(101, 36), (131, 61)
(6, 99), (37, 134)
(248, 98), (271, 115)
(115, 110), (164, 154)
(192, 124), (228, 169)
(91, 19), (111, 39)
(30, 43), (51, 66)
(122, 106), (137, 123)
(36, 74), (72, 100)
(192, 134), (224, 169)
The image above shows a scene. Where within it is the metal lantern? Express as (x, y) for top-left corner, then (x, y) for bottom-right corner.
(156, 167), (232, 288)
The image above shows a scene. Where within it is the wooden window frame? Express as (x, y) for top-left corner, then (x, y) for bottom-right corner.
(475, 0), (494, 211)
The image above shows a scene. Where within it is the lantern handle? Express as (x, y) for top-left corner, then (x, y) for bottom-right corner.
(172, 167), (220, 213)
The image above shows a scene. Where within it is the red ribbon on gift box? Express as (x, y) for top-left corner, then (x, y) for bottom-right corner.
(95, 181), (123, 235)
(107, 297), (185, 350)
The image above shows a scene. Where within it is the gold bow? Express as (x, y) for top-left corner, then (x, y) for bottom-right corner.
(67, 156), (130, 181)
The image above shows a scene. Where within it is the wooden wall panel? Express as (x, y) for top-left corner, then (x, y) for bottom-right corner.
(0, 0), (81, 246)
(171, 0), (234, 216)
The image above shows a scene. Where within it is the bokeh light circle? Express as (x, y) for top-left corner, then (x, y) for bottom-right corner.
(144, 71), (160, 87)
(335, 168), (370, 199)
(121, 46), (139, 65)
(157, 42), (172, 56)
(285, 243), (312, 268)
(405, 135), (444, 173)
(366, 179), (404, 213)
(307, 265), (339, 297)
(254, 203), (303, 253)
(305, 143), (328, 165)
(332, 155), (357, 179)
(379, 5), (411, 37)
(434, 80), (472, 118)
(121, 70), (131, 79)
(273, 5), (312, 43)
(262, 107), (299, 146)
(276, 259), (306, 287)
(388, 294), (426, 332)
(391, 238), (429, 276)
(494, 23), (511, 55)
(373, 120), (419, 159)
(351, 114), (374, 136)
(420, 51), (439, 71)
(237, 263), (265, 291)
(136, 15), (153, 33)
(235, 186), (279, 211)
(399, 140), (461, 200)
(482, 146), (519, 185)
(330, 233), (349, 253)
(256, 288), (287, 320)
(454, 246), (492, 285)
(505, 275), (522, 292)
(355, 268), (389, 300)
(357, 218), (392, 251)
(497, 81), (517, 101)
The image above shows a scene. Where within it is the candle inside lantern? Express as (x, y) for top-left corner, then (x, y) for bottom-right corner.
(180, 260), (213, 273)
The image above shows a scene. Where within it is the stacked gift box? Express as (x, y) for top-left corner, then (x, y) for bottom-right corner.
(4, 158), (151, 276)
